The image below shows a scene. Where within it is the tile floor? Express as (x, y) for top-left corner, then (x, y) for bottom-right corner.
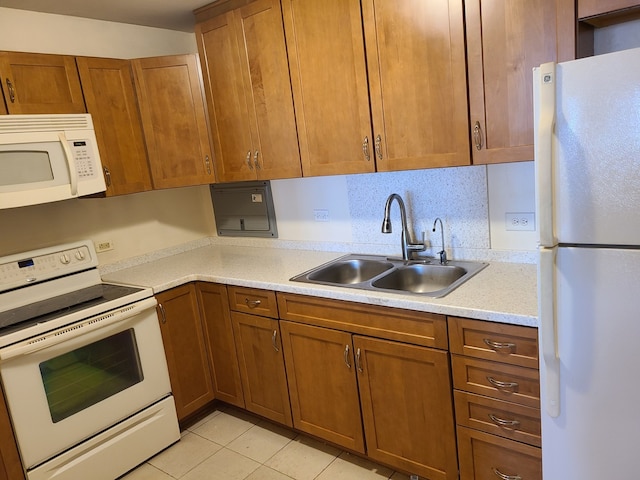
(121, 406), (414, 480)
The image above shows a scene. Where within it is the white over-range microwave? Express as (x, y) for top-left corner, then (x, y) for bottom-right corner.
(0, 114), (106, 209)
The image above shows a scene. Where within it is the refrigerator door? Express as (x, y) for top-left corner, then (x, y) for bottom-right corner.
(540, 246), (640, 478)
(542, 47), (640, 246)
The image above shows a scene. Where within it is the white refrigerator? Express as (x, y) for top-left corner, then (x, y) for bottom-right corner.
(534, 46), (640, 478)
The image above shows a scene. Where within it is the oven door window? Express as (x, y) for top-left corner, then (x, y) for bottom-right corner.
(39, 329), (143, 423)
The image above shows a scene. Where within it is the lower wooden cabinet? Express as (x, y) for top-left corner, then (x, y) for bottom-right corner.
(0, 385), (23, 480)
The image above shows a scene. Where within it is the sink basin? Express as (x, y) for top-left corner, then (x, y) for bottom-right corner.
(291, 254), (488, 298)
(371, 264), (466, 294)
(307, 258), (393, 284)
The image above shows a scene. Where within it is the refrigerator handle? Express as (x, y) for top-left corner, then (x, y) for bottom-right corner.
(539, 247), (560, 417)
(535, 62), (556, 248)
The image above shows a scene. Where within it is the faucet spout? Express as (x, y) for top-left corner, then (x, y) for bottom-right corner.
(432, 217), (447, 264)
(381, 193), (425, 261)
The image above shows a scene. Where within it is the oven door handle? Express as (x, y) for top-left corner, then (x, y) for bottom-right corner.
(0, 297), (157, 362)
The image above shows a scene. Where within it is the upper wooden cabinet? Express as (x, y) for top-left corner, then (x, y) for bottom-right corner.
(363, 0), (470, 171)
(579, 0), (640, 20)
(76, 57), (153, 196)
(281, 0), (375, 176)
(0, 51), (86, 114)
(196, 0), (301, 182)
(132, 54), (215, 189)
(466, 0), (575, 164)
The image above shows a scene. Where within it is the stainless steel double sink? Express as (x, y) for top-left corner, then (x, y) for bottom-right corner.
(290, 254), (488, 298)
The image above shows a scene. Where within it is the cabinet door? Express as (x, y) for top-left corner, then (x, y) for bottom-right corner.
(0, 386), (24, 480)
(232, 312), (292, 426)
(0, 51), (85, 114)
(579, 0), (640, 19)
(363, 0), (470, 171)
(196, 283), (245, 409)
(354, 336), (458, 480)
(282, 0), (375, 176)
(156, 284), (215, 421)
(466, 0), (573, 164)
(76, 57), (152, 196)
(280, 321), (365, 453)
(133, 54), (215, 189)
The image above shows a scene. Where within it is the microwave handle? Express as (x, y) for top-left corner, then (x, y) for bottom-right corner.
(58, 132), (78, 196)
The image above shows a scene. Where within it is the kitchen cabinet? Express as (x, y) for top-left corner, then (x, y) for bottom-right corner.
(0, 51), (85, 114)
(76, 57), (153, 196)
(0, 386), (23, 480)
(132, 54), (215, 189)
(195, 0), (301, 182)
(229, 287), (292, 427)
(362, 0), (470, 171)
(449, 316), (541, 480)
(465, 0), (575, 164)
(156, 284), (215, 421)
(196, 282), (245, 408)
(278, 293), (457, 479)
(579, 0), (640, 20)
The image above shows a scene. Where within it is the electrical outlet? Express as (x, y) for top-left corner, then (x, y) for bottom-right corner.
(95, 240), (114, 252)
(505, 212), (535, 231)
(313, 209), (330, 222)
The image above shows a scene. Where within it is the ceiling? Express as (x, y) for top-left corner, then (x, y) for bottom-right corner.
(0, 0), (214, 32)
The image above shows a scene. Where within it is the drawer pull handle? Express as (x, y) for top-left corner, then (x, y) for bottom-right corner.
(492, 468), (522, 480)
(245, 298), (261, 308)
(158, 303), (167, 324)
(271, 330), (279, 352)
(484, 338), (516, 352)
(488, 414), (521, 429)
(487, 376), (519, 391)
(344, 345), (351, 369)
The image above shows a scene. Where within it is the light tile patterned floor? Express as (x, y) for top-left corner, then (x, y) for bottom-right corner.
(121, 406), (413, 480)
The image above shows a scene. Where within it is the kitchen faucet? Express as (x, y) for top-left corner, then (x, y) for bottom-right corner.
(381, 193), (426, 261)
(432, 217), (447, 264)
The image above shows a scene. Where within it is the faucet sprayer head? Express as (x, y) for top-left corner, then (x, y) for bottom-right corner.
(381, 218), (392, 234)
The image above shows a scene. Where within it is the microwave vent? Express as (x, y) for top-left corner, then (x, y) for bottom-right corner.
(0, 114), (93, 133)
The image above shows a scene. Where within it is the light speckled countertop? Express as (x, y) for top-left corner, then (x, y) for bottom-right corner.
(101, 244), (538, 327)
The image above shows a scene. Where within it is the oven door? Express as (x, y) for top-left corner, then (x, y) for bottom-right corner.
(0, 297), (172, 469)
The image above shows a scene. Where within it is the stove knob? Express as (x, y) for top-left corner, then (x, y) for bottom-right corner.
(75, 249), (85, 261)
(60, 254), (71, 265)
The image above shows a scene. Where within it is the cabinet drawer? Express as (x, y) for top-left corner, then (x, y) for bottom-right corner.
(448, 317), (538, 369)
(457, 426), (541, 480)
(227, 286), (278, 318)
(277, 293), (448, 349)
(452, 356), (540, 408)
(454, 391), (541, 447)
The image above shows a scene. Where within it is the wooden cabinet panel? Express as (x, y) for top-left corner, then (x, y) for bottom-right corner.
(232, 312), (292, 426)
(355, 335), (458, 480)
(76, 57), (152, 196)
(280, 321), (365, 453)
(448, 316), (538, 368)
(228, 286), (278, 319)
(0, 386), (23, 480)
(133, 54), (215, 189)
(196, 0), (301, 182)
(466, 0), (574, 164)
(579, 0), (640, 19)
(457, 427), (542, 480)
(196, 282), (244, 408)
(0, 51), (85, 114)
(454, 391), (541, 447)
(451, 356), (540, 408)
(156, 284), (215, 421)
(363, 0), (470, 171)
(282, 0), (375, 176)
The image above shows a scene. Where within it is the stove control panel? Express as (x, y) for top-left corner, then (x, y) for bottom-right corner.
(0, 241), (97, 292)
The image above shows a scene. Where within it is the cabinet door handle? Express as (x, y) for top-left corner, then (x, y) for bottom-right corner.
(488, 413), (521, 429)
(355, 347), (363, 373)
(344, 344), (351, 369)
(271, 329), (279, 352)
(205, 155), (211, 175)
(487, 376), (519, 392)
(158, 303), (167, 324)
(362, 136), (371, 161)
(246, 150), (253, 170)
(483, 338), (516, 352)
(492, 468), (522, 480)
(254, 150), (261, 170)
(374, 134), (383, 160)
(103, 166), (112, 187)
(244, 298), (261, 309)
(473, 121), (484, 150)
(5, 78), (15, 103)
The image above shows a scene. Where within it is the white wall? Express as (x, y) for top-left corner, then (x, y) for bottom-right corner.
(594, 18), (640, 55)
